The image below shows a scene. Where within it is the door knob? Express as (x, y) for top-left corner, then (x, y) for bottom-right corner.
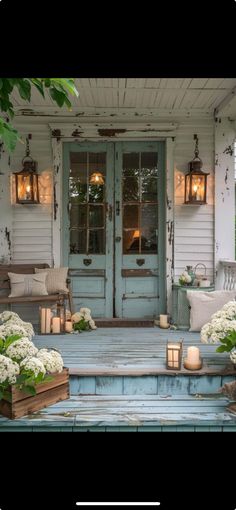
(115, 236), (121, 242)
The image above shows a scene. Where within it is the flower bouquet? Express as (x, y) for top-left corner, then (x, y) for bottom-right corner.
(0, 311), (69, 419)
(200, 300), (236, 365)
(71, 308), (97, 333)
(179, 270), (192, 286)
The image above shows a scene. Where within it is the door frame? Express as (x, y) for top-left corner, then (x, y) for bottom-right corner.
(50, 124), (175, 314)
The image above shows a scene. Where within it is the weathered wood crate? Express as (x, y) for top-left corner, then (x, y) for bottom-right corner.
(0, 368), (69, 420)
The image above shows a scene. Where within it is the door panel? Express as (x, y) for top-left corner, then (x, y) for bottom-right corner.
(63, 140), (165, 318)
(63, 142), (114, 317)
(114, 141), (165, 318)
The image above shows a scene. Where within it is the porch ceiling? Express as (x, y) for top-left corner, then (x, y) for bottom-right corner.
(11, 78), (236, 119)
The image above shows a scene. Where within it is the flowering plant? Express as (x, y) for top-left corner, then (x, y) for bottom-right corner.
(0, 310), (64, 399)
(179, 270), (192, 286)
(71, 307), (97, 332)
(201, 301), (236, 361)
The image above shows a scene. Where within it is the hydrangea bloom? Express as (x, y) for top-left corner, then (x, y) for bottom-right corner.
(0, 323), (28, 340)
(0, 311), (21, 323)
(6, 338), (38, 361)
(230, 349), (236, 364)
(36, 348), (63, 373)
(0, 354), (20, 385)
(20, 356), (46, 377)
(201, 300), (236, 344)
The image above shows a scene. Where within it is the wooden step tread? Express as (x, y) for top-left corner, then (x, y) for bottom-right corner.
(0, 395), (236, 430)
(95, 319), (154, 327)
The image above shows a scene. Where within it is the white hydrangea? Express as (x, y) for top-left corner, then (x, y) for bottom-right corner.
(20, 356), (46, 377)
(72, 312), (83, 323)
(0, 323), (28, 340)
(0, 311), (21, 323)
(89, 319), (97, 330)
(6, 338), (38, 361)
(36, 348), (63, 373)
(230, 349), (236, 364)
(0, 354), (20, 385)
(201, 299), (236, 344)
(80, 307), (91, 315)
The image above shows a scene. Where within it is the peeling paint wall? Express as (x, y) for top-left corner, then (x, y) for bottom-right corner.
(0, 145), (12, 263)
(215, 117), (235, 288)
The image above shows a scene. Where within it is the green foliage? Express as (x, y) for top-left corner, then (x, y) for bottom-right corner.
(0, 78), (79, 152)
(73, 318), (90, 332)
(216, 330), (236, 353)
(0, 334), (23, 354)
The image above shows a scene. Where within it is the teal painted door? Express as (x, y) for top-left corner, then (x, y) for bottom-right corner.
(63, 141), (166, 318)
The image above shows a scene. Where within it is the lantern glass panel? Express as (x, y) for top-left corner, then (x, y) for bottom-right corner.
(191, 174), (205, 202)
(17, 174), (33, 202)
(166, 341), (182, 370)
(185, 174), (190, 202)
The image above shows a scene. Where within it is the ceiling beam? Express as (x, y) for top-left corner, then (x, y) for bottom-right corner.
(214, 86), (236, 117)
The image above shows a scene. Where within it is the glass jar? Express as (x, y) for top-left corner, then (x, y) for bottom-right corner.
(186, 266), (195, 285)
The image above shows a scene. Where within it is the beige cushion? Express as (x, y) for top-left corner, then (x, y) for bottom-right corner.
(35, 267), (69, 294)
(8, 272), (48, 297)
(187, 290), (236, 331)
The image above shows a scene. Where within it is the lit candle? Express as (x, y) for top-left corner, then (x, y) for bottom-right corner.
(159, 314), (169, 328)
(45, 308), (51, 334)
(65, 321), (73, 333)
(187, 346), (200, 364)
(40, 308), (46, 334)
(52, 317), (61, 333)
(167, 343), (181, 368)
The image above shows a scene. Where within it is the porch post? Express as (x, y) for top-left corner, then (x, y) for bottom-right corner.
(0, 147), (12, 263)
(166, 138), (175, 315)
(51, 134), (63, 267)
(215, 117), (235, 289)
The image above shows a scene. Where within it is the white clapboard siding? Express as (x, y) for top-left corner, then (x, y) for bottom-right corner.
(174, 118), (214, 282)
(10, 121), (53, 267)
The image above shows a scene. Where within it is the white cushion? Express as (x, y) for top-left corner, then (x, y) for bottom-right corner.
(186, 290), (236, 331)
(8, 272), (48, 298)
(35, 267), (68, 294)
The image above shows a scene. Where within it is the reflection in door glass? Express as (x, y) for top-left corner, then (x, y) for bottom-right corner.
(69, 152), (106, 254)
(123, 151), (158, 254)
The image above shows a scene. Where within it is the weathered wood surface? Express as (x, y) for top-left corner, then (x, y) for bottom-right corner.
(33, 328), (236, 376)
(0, 395), (236, 430)
(0, 368), (69, 419)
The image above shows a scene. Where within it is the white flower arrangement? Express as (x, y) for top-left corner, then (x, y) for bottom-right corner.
(0, 310), (65, 399)
(71, 307), (97, 332)
(20, 356), (46, 377)
(230, 349), (236, 364)
(6, 338), (38, 361)
(200, 300), (236, 361)
(0, 354), (20, 385)
(179, 270), (192, 286)
(36, 348), (63, 373)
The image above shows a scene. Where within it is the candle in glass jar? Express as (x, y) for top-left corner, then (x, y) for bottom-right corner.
(187, 346), (200, 364)
(65, 321), (73, 333)
(160, 314), (169, 328)
(52, 317), (61, 333)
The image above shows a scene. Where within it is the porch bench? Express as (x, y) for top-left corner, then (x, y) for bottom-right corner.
(0, 264), (73, 314)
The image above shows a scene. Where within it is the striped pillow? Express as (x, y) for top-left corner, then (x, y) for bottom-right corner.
(35, 267), (69, 294)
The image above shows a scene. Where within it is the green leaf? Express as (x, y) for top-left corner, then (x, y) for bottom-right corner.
(216, 345), (228, 353)
(22, 385), (36, 396)
(0, 390), (3, 400)
(16, 79), (31, 101)
(3, 391), (12, 402)
(49, 87), (67, 107)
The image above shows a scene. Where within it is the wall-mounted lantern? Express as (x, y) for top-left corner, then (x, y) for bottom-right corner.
(89, 172), (105, 185)
(184, 135), (209, 205)
(14, 134), (39, 204)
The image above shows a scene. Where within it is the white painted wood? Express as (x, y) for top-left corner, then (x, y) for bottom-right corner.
(0, 148), (12, 263)
(51, 137), (62, 267)
(215, 118), (235, 289)
(166, 138), (175, 315)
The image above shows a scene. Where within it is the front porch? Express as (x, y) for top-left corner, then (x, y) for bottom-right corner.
(0, 327), (235, 431)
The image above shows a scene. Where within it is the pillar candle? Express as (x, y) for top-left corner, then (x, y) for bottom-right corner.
(65, 321), (73, 333)
(52, 317), (61, 334)
(160, 314), (169, 328)
(187, 346), (200, 364)
(45, 308), (51, 334)
(40, 308), (46, 334)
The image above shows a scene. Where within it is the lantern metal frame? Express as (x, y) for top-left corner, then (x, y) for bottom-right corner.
(184, 135), (209, 205)
(166, 340), (183, 370)
(14, 135), (40, 204)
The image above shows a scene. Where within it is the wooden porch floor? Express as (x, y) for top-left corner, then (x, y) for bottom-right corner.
(34, 327), (236, 376)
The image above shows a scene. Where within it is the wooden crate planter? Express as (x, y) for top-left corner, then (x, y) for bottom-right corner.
(0, 368), (69, 420)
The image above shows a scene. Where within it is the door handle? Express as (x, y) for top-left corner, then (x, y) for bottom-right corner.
(115, 236), (121, 242)
(106, 203), (113, 221)
(116, 201), (120, 216)
(136, 258), (145, 266)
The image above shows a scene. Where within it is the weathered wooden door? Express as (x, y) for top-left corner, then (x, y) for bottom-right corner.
(63, 141), (165, 318)
(114, 141), (166, 318)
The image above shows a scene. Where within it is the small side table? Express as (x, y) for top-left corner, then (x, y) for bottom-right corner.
(172, 283), (215, 330)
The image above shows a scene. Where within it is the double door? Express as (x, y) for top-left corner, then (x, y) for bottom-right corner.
(63, 141), (166, 318)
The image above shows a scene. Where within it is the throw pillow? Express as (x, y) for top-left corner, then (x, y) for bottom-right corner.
(8, 272), (48, 298)
(35, 267), (69, 294)
(186, 290), (236, 331)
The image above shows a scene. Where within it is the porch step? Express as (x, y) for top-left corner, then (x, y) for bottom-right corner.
(69, 374), (235, 396)
(95, 318), (154, 327)
(0, 395), (236, 431)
